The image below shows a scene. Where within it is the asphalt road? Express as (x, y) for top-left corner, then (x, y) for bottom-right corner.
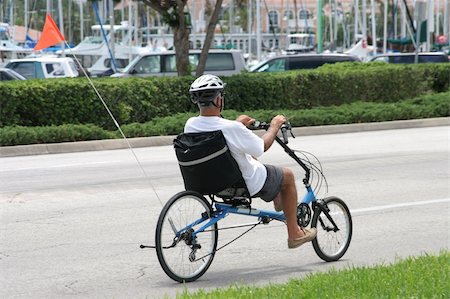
(1, 125), (449, 298)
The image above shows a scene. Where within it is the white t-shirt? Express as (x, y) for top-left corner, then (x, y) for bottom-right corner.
(184, 116), (267, 196)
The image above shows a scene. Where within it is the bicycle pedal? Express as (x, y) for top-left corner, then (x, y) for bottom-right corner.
(261, 216), (271, 224)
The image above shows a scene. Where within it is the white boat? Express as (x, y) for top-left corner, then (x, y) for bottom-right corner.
(0, 23), (33, 67)
(62, 21), (163, 76)
(344, 38), (376, 62)
(285, 33), (315, 54)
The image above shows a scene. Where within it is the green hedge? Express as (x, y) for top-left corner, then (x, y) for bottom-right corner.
(1, 91), (448, 146)
(0, 124), (115, 146)
(121, 91), (450, 136)
(0, 63), (448, 129)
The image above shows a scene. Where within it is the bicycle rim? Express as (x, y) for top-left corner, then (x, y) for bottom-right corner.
(312, 197), (352, 261)
(156, 192), (218, 282)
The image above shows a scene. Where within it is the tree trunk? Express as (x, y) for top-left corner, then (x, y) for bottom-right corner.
(196, 0), (223, 76)
(142, 0), (190, 76)
(174, 0), (190, 76)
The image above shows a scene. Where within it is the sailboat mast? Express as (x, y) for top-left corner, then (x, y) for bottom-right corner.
(354, 0), (359, 43)
(445, 0), (449, 39)
(58, 0), (65, 55)
(79, 0), (84, 42)
(370, 0), (376, 55)
(362, 0), (367, 42)
(383, 0), (387, 53)
(317, 0), (323, 53)
(109, 0), (115, 59)
(256, 0), (261, 60)
(248, 0), (252, 58)
(436, 0), (440, 36)
(25, 0), (28, 36)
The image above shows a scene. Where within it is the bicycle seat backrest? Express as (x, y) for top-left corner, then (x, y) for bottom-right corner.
(174, 130), (249, 196)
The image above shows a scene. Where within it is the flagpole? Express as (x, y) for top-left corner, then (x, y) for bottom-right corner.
(31, 13), (172, 208)
(64, 39), (164, 207)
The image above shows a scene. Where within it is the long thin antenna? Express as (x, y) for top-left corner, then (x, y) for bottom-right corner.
(64, 41), (164, 207)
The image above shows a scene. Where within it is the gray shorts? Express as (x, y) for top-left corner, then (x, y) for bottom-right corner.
(254, 165), (284, 202)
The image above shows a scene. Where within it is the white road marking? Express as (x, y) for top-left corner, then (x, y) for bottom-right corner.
(351, 198), (450, 214)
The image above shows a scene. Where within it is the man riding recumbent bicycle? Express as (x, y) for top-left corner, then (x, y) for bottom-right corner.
(153, 74), (352, 282)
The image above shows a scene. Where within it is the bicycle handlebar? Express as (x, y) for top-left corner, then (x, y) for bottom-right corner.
(249, 120), (294, 144)
(250, 120), (310, 183)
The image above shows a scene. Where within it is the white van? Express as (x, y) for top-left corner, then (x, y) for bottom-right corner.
(6, 57), (79, 79)
(112, 49), (246, 77)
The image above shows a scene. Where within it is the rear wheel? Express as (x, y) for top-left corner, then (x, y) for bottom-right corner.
(311, 196), (352, 261)
(155, 191), (218, 282)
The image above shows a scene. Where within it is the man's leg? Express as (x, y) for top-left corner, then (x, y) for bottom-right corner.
(279, 167), (317, 248)
(279, 168), (305, 239)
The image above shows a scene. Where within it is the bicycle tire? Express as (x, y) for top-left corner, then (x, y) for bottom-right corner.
(155, 191), (218, 282)
(311, 196), (352, 262)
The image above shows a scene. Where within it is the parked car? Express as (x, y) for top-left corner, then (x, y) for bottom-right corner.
(5, 57), (80, 79)
(112, 49), (246, 77)
(0, 68), (26, 81)
(249, 53), (361, 73)
(368, 52), (449, 63)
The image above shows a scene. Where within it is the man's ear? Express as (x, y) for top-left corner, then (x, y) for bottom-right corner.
(214, 94), (222, 107)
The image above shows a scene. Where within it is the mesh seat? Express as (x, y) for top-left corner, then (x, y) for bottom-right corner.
(174, 130), (250, 196)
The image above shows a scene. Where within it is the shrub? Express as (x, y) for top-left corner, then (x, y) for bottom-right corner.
(1, 63), (448, 128)
(0, 124), (115, 146)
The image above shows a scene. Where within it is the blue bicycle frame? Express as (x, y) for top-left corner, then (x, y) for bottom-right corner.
(173, 126), (318, 240)
(174, 183), (314, 239)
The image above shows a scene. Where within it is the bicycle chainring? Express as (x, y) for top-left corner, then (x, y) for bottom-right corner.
(297, 203), (312, 227)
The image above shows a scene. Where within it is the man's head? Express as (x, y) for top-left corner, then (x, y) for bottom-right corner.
(189, 74), (225, 112)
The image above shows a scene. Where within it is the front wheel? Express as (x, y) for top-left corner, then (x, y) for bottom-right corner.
(155, 191), (218, 282)
(311, 196), (352, 262)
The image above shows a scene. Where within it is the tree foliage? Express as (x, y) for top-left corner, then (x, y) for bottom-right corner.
(141, 0), (223, 77)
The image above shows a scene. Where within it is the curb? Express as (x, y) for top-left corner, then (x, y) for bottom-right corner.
(1, 117), (448, 158)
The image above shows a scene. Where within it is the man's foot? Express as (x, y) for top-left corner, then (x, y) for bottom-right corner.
(273, 195), (283, 212)
(287, 228), (317, 249)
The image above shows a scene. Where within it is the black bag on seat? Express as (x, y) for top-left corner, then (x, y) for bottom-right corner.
(174, 130), (245, 195)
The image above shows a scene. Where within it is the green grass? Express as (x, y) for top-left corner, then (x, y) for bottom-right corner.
(175, 250), (449, 299)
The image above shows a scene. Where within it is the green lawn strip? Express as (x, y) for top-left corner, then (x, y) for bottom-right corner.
(1, 91), (449, 146)
(175, 250), (449, 299)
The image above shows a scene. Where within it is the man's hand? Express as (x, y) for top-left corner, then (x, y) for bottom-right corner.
(270, 115), (287, 129)
(236, 114), (256, 128)
(262, 115), (287, 152)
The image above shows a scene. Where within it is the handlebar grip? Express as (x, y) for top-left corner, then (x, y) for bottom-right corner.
(281, 127), (289, 144)
(249, 120), (269, 130)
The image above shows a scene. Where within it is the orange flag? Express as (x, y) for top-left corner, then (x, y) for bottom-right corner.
(34, 14), (65, 51)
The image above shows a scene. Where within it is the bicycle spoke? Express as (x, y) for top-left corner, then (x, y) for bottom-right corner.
(156, 192), (218, 282)
(312, 197), (352, 262)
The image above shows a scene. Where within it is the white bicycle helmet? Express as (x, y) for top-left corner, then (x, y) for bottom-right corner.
(189, 74), (225, 104)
